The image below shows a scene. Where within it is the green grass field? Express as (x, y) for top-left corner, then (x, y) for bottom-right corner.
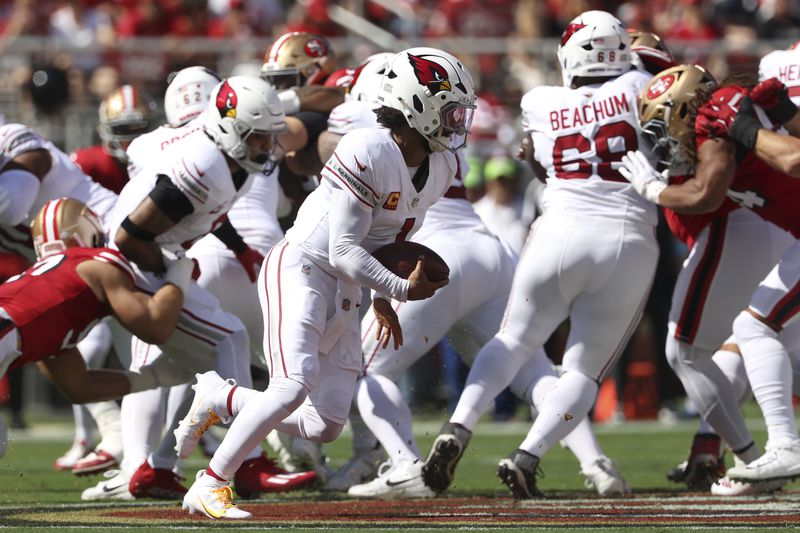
(0, 409), (798, 532)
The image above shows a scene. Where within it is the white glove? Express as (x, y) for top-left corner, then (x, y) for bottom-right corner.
(162, 250), (194, 293)
(619, 150), (668, 204)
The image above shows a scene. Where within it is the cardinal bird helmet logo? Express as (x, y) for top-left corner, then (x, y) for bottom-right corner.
(215, 80), (238, 118)
(407, 53), (452, 94)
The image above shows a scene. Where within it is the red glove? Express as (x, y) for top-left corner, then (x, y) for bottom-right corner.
(235, 246), (264, 283)
(695, 101), (736, 138)
(750, 77), (785, 110)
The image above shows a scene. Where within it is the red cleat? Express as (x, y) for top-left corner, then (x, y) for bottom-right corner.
(129, 461), (188, 500)
(72, 449), (119, 477)
(234, 452), (317, 499)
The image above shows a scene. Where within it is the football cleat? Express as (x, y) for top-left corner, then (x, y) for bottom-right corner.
(174, 371), (234, 459)
(54, 439), (93, 471)
(324, 447), (387, 491)
(667, 433), (724, 491)
(497, 449), (544, 499)
(72, 449), (120, 476)
(726, 442), (800, 483)
(234, 452), (317, 499)
(80, 469), (134, 500)
(129, 460), (188, 499)
(421, 422), (472, 493)
(348, 460), (435, 499)
(182, 470), (252, 520)
(580, 455), (630, 496)
(711, 475), (785, 496)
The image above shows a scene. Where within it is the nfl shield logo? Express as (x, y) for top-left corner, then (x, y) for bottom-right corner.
(342, 298), (351, 311)
(301, 264), (311, 275)
(411, 197), (420, 208)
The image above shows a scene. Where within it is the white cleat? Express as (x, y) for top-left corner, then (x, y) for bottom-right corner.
(174, 371), (233, 459)
(325, 448), (387, 492)
(580, 455), (630, 497)
(182, 470), (251, 519)
(80, 469), (134, 501)
(711, 475), (785, 496)
(347, 460), (435, 499)
(727, 443), (800, 483)
(54, 439), (93, 471)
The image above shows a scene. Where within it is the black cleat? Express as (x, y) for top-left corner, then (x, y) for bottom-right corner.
(421, 422), (472, 493)
(497, 449), (544, 499)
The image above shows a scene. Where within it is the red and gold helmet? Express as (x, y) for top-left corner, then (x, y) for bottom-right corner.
(98, 85), (158, 161)
(638, 64), (718, 172)
(260, 32), (335, 89)
(31, 198), (105, 259)
(628, 29), (676, 75)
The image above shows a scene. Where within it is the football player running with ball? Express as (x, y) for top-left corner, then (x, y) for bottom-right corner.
(174, 47), (474, 519)
(422, 11), (659, 499)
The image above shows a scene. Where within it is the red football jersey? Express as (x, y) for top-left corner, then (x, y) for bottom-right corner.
(0, 247), (134, 367)
(666, 86), (800, 247)
(71, 145), (129, 194)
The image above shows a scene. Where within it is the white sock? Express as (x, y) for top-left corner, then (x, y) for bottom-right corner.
(356, 374), (419, 463)
(119, 388), (167, 473)
(150, 384), (192, 471)
(519, 372), (598, 458)
(348, 405), (379, 455)
(734, 311), (800, 447)
(72, 405), (92, 445)
(713, 348), (750, 403)
(209, 377), (307, 480)
(87, 401), (122, 453)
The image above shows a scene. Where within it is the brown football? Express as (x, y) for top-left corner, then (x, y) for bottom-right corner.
(371, 241), (450, 282)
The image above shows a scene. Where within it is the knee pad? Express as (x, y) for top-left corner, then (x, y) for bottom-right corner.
(733, 311), (778, 345)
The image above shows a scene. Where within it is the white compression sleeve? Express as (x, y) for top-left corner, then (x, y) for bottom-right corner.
(0, 169), (40, 225)
(328, 188), (409, 301)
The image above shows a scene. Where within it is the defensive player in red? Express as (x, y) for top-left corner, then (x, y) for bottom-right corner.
(0, 197), (194, 458)
(621, 67), (800, 494)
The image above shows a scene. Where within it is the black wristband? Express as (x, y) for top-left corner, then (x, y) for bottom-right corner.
(121, 217), (156, 241)
(768, 93), (798, 125)
(294, 111), (328, 146)
(212, 218), (247, 254)
(729, 98), (761, 151)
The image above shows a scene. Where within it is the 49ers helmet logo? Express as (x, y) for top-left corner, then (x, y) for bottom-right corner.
(215, 80), (238, 118)
(304, 38), (328, 58)
(647, 74), (675, 100)
(408, 53), (451, 93)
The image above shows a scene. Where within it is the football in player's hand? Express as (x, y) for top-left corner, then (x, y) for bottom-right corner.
(372, 241), (449, 282)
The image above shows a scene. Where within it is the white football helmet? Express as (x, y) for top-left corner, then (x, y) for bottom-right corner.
(347, 52), (395, 107)
(31, 198), (105, 259)
(557, 10), (632, 87)
(204, 76), (288, 174)
(377, 47), (476, 153)
(165, 66), (222, 127)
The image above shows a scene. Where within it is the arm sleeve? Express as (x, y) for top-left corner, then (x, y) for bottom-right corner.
(148, 175), (194, 223)
(293, 111), (329, 147)
(328, 188), (409, 301)
(0, 169), (40, 225)
(211, 215), (247, 254)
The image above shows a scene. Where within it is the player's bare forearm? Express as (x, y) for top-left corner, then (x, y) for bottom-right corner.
(38, 351), (132, 403)
(295, 85), (345, 113)
(114, 228), (166, 273)
(754, 128), (800, 177)
(318, 131), (343, 164)
(659, 140), (735, 214)
(109, 283), (183, 345)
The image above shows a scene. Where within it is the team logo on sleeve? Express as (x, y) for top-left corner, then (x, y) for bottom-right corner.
(215, 81), (238, 118)
(382, 192), (400, 210)
(408, 53), (451, 93)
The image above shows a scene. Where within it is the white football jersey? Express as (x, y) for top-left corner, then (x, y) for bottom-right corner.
(521, 70), (657, 225)
(126, 116), (204, 178)
(108, 127), (250, 252)
(759, 48), (800, 105)
(0, 123), (117, 224)
(327, 101), (487, 236)
(288, 127), (455, 263)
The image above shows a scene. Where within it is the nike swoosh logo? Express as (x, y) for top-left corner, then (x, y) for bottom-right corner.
(102, 481), (128, 493)
(199, 496), (225, 519)
(193, 163), (206, 177)
(385, 478), (415, 487)
(354, 156), (366, 172)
